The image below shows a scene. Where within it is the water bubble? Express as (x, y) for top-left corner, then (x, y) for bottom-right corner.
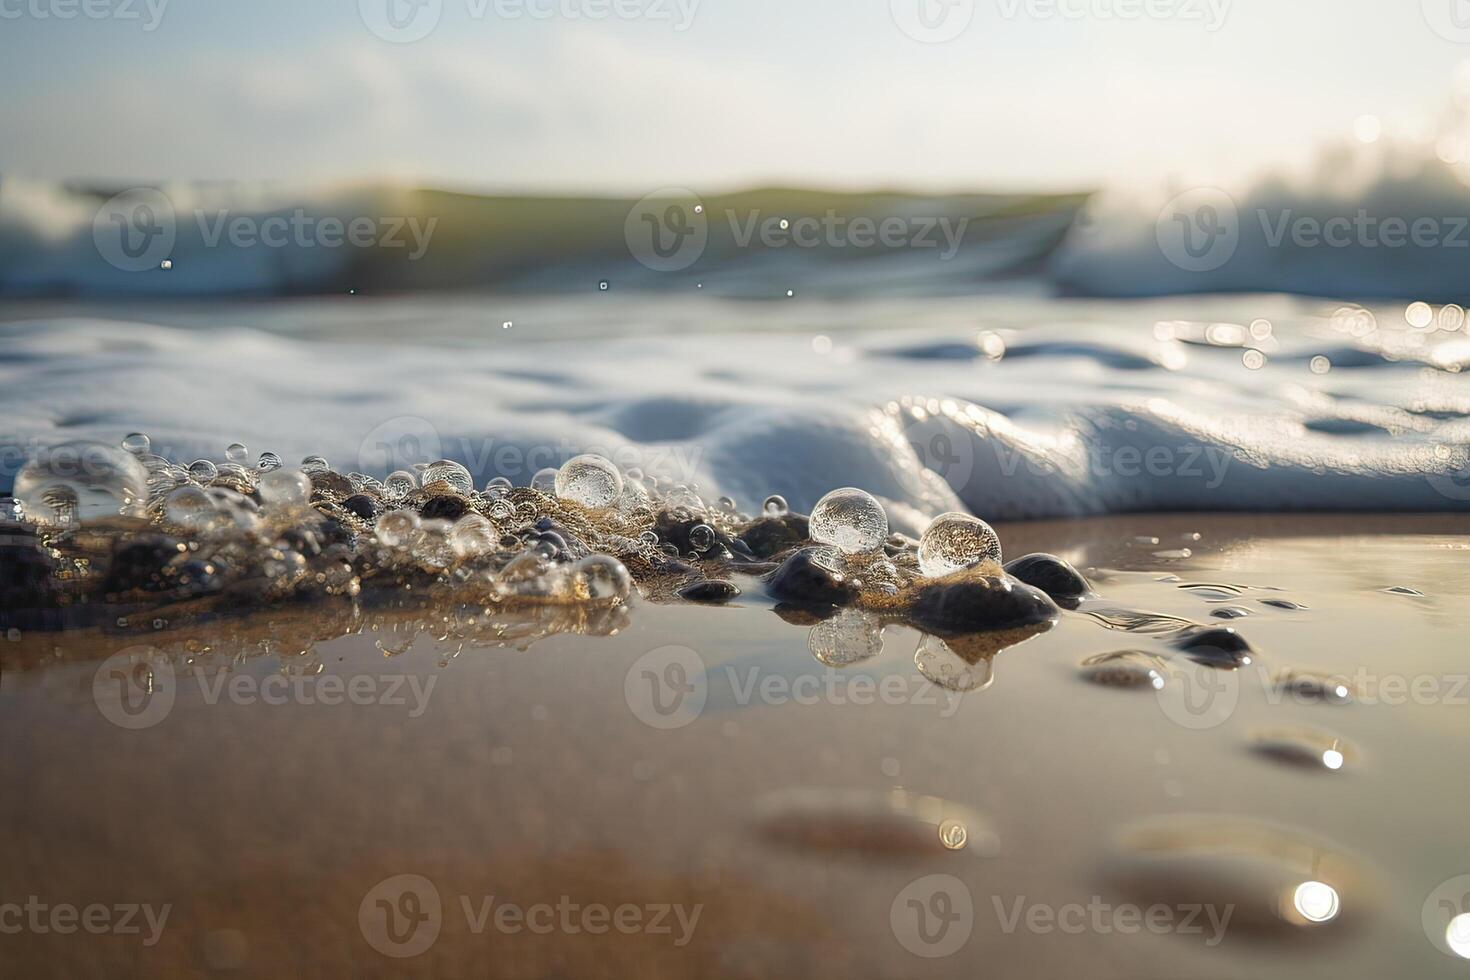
(188, 459), (219, 484)
(449, 513), (497, 559)
(121, 433), (151, 456)
(555, 454), (623, 510)
(225, 442), (249, 464)
(14, 441), (149, 525)
(376, 510), (420, 548)
(531, 467), (559, 493)
(256, 469), (313, 509)
(939, 819), (969, 850)
(413, 520), (455, 570)
(486, 476), (513, 494)
(383, 470), (418, 499)
(257, 452), (282, 472)
(918, 512), (1002, 577)
(574, 555), (633, 603)
(1309, 356), (1331, 375)
(763, 494), (789, 517)
(915, 634), (993, 692)
(807, 608), (884, 666)
(810, 487), (888, 555)
(689, 524), (715, 552)
(1406, 301), (1434, 329)
(300, 456), (330, 476)
(422, 459), (473, 495)
(638, 530), (659, 548)
(1242, 349), (1266, 370)
(164, 484), (220, 532)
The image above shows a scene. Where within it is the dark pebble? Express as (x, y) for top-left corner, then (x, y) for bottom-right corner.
(342, 494), (380, 521)
(1003, 553), (1092, 606)
(419, 495), (468, 521)
(309, 471), (355, 498)
(736, 514), (810, 559)
(103, 534), (186, 594)
(764, 548), (858, 608)
(679, 580), (741, 604)
(909, 575), (1059, 636)
(1170, 625), (1255, 668)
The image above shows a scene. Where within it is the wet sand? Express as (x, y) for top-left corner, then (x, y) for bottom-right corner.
(3, 514), (1469, 978)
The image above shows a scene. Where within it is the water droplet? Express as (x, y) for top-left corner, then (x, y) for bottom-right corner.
(598, 279), (609, 291)
(225, 442), (249, 464)
(502, 321), (513, 329)
(689, 524), (715, 552)
(1272, 669), (1353, 705)
(376, 510), (420, 548)
(810, 487), (888, 555)
(121, 432), (151, 456)
(1079, 651), (1167, 690)
(918, 512), (1002, 577)
(1242, 349), (1266, 370)
(412, 519), (455, 569)
(785, 289), (795, 298)
(449, 513), (497, 559)
(188, 459), (218, 483)
(256, 469), (313, 509)
(164, 484), (220, 532)
(807, 608), (884, 666)
(915, 634), (993, 692)
(939, 819), (968, 850)
(300, 456), (330, 476)
(13, 441), (149, 525)
(555, 454), (623, 510)
(1309, 356), (1331, 375)
(530, 467), (559, 493)
(159, 259), (172, 270)
(1251, 728), (1353, 772)
(422, 459), (473, 495)
(763, 494), (789, 517)
(257, 452), (282, 472)
(575, 555), (633, 603)
(383, 470), (417, 499)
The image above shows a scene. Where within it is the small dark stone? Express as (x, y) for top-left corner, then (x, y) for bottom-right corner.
(910, 575), (1059, 636)
(763, 548), (858, 608)
(309, 471), (355, 498)
(1170, 625), (1255, 668)
(654, 513), (734, 560)
(342, 494), (380, 521)
(420, 495), (468, 521)
(103, 534), (186, 594)
(174, 558), (224, 597)
(679, 580), (741, 604)
(737, 514), (809, 559)
(279, 526), (324, 558)
(1003, 553), (1092, 606)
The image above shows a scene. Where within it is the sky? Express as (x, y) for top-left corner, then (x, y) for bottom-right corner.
(3, 0), (1470, 193)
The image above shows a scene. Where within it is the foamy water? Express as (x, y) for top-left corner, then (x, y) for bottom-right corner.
(1, 293), (1467, 525)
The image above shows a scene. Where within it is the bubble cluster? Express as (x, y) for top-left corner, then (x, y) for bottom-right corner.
(918, 512), (1002, 577)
